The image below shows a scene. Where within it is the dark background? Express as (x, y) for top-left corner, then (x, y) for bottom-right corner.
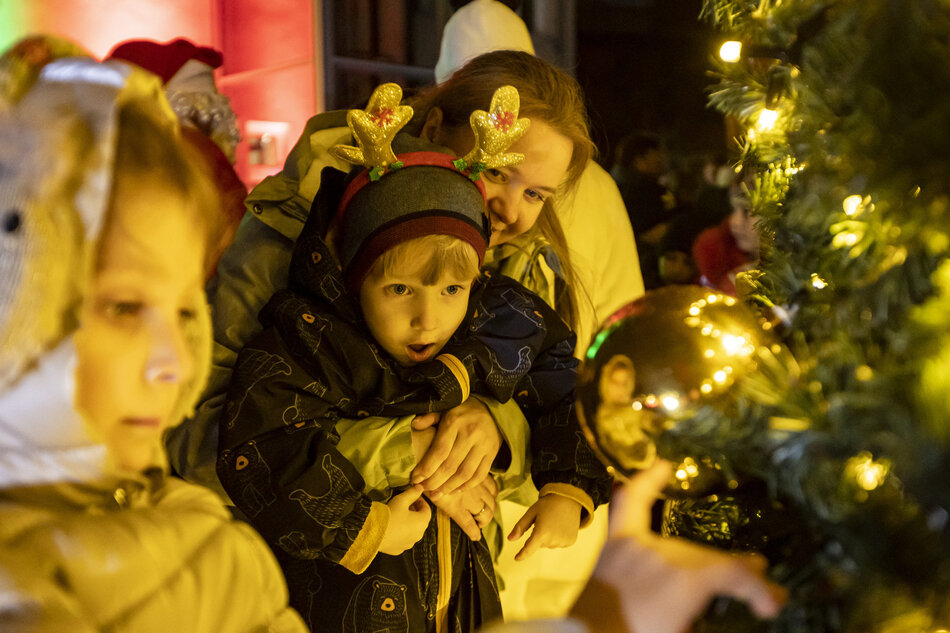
(574, 0), (727, 167)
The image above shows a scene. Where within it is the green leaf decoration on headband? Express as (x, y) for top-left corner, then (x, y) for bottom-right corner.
(461, 85), (530, 171)
(331, 83), (414, 170)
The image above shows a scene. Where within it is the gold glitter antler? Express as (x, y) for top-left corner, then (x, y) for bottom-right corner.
(331, 83), (413, 176)
(460, 85), (530, 172)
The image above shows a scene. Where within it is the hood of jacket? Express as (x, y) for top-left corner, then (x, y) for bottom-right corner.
(0, 43), (211, 480)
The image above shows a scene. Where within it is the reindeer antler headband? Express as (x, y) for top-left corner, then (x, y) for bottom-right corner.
(330, 82), (530, 181)
(328, 82), (531, 294)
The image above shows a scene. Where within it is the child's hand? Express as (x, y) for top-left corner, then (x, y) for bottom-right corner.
(507, 494), (582, 561)
(427, 473), (498, 541)
(379, 485), (431, 555)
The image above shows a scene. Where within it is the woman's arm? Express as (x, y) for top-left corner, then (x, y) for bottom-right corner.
(335, 396), (532, 540)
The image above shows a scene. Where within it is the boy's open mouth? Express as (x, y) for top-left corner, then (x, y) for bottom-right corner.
(407, 343), (435, 362)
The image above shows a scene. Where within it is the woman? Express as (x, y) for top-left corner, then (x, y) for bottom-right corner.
(174, 51), (609, 503)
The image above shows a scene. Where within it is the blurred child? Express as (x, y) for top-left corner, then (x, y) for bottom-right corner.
(0, 39), (305, 632)
(693, 186), (760, 296)
(218, 83), (611, 631)
(106, 38), (246, 278)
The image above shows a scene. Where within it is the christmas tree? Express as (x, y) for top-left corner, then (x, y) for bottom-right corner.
(657, 1), (950, 631)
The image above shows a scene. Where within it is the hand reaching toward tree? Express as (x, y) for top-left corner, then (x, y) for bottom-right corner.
(570, 461), (787, 633)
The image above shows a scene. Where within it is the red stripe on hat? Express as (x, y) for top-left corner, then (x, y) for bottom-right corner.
(346, 215), (487, 294)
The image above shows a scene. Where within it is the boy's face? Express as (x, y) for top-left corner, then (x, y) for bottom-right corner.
(74, 176), (204, 472)
(359, 259), (474, 367)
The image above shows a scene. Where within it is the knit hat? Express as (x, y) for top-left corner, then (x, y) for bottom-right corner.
(434, 0), (535, 84)
(107, 38), (240, 163)
(106, 38), (223, 85)
(329, 82), (530, 292)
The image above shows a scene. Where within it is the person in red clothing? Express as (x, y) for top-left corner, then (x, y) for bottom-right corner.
(692, 189), (759, 296)
(106, 38), (245, 278)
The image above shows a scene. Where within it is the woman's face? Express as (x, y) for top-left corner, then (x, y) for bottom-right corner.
(74, 175), (204, 472)
(435, 119), (573, 246)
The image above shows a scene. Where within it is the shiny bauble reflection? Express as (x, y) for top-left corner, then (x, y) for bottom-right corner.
(576, 285), (775, 481)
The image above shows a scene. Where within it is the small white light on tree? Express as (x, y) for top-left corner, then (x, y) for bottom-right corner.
(719, 40), (743, 62)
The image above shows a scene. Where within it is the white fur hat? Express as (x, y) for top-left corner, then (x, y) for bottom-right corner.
(434, 0), (535, 84)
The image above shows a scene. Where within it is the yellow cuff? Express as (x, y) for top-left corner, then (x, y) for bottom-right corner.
(437, 353), (470, 402)
(539, 483), (596, 528)
(338, 501), (389, 573)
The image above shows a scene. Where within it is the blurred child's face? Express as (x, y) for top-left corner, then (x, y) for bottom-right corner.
(728, 204), (759, 254)
(360, 257), (474, 367)
(74, 175), (204, 472)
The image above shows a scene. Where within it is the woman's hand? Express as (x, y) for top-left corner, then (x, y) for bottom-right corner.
(426, 473), (498, 541)
(570, 461), (787, 633)
(410, 397), (502, 496)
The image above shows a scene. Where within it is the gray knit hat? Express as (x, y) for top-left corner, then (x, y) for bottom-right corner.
(335, 150), (490, 292)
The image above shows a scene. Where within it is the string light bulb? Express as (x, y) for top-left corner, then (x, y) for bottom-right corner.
(845, 452), (890, 492)
(842, 194), (862, 216)
(756, 108), (779, 131)
(719, 40), (743, 62)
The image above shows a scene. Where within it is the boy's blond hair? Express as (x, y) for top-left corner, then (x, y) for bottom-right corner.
(366, 234), (480, 286)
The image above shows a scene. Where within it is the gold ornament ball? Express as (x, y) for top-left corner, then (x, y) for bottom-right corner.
(576, 284), (775, 480)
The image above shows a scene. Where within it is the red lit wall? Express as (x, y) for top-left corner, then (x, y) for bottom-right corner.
(11, 0), (321, 189)
(20, 0), (217, 59)
(215, 0), (318, 186)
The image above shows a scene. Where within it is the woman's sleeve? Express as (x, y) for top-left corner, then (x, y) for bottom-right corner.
(334, 396), (532, 499)
(167, 114), (352, 495)
(166, 216), (295, 497)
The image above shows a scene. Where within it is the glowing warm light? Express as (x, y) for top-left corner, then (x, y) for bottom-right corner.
(756, 108), (779, 131)
(833, 231), (860, 248)
(713, 370), (728, 384)
(704, 349), (715, 358)
(721, 333), (747, 355)
(674, 457), (700, 487)
(855, 365), (873, 381)
(701, 324), (713, 336)
(632, 401), (643, 411)
(811, 273), (828, 289)
(706, 294), (719, 304)
(846, 452), (890, 491)
(700, 382), (713, 394)
(719, 40), (743, 62)
(842, 194), (863, 216)
(661, 394), (680, 411)
(645, 395), (657, 407)
(724, 296), (737, 306)
(689, 305), (701, 316)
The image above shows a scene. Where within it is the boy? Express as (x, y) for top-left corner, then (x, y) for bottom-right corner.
(218, 84), (611, 631)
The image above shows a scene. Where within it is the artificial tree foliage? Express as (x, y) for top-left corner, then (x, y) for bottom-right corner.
(660, 1), (950, 631)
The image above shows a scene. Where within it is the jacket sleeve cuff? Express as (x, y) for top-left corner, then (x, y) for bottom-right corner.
(539, 483), (596, 528)
(436, 353), (470, 402)
(338, 501), (389, 573)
